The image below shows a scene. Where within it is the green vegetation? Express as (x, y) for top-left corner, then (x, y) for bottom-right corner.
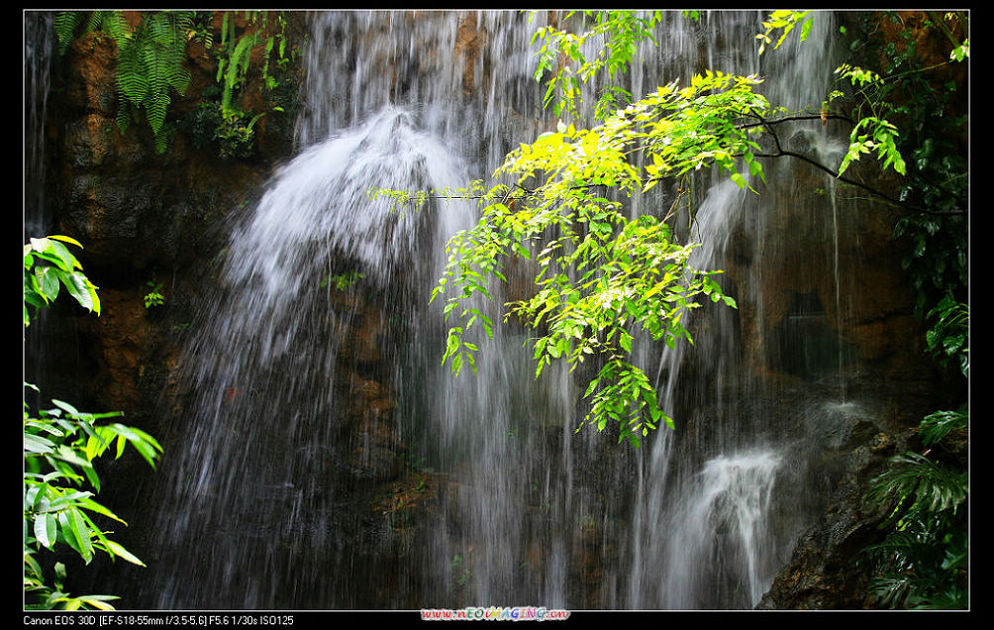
(39, 9), (967, 608)
(862, 405), (968, 608)
(827, 11), (968, 610)
(320, 270), (365, 291)
(426, 69), (769, 446)
(203, 11), (296, 160)
(755, 10), (814, 55)
(531, 10), (663, 119)
(143, 279), (166, 309)
(24, 236), (163, 609)
(377, 11), (968, 454)
(386, 9), (969, 605)
(55, 11), (193, 153)
(24, 235), (101, 327)
(380, 67), (769, 446)
(54, 10), (297, 158)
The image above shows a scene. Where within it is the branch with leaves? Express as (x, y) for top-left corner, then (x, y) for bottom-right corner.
(425, 70), (766, 446)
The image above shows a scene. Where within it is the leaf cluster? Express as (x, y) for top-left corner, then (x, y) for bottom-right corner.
(24, 234), (163, 610)
(143, 280), (166, 309)
(24, 385), (163, 610)
(862, 408), (968, 609)
(530, 10), (663, 120)
(193, 12), (295, 160)
(755, 10), (813, 55)
(55, 10), (194, 153)
(923, 297), (968, 377)
(24, 235), (100, 327)
(55, 10), (297, 158)
(429, 70), (764, 445)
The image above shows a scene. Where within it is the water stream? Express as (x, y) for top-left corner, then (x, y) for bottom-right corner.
(74, 10), (863, 610)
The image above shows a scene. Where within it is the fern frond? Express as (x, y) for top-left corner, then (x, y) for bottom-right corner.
(91, 10), (131, 45)
(54, 12), (84, 54)
(115, 40), (150, 106)
(115, 104), (131, 134)
(144, 12), (193, 96)
(145, 93), (172, 135)
(153, 128), (170, 154)
(84, 11), (107, 33)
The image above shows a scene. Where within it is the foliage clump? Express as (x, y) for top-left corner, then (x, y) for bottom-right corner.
(55, 11), (193, 153)
(54, 10), (298, 158)
(420, 69), (769, 446)
(24, 236), (163, 610)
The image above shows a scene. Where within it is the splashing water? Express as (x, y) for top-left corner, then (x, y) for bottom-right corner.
(663, 450), (783, 609)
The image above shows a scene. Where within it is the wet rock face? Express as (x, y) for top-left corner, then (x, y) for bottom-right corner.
(56, 57), (264, 273)
(757, 426), (913, 609)
(721, 172), (924, 387)
(35, 12), (304, 412)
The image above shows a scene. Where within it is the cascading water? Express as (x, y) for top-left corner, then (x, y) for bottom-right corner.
(140, 105), (477, 609)
(662, 451), (783, 609)
(24, 11), (56, 238)
(94, 10), (865, 610)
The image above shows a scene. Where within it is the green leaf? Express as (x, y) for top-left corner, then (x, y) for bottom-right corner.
(59, 271), (97, 314)
(47, 235), (84, 249)
(618, 331), (633, 353)
(33, 513), (58, 550)
(33, 266), (62, 302)
(24, 433), (56, 455)
(102, 539), (146, 567)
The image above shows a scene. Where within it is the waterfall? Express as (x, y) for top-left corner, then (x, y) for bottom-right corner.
(662, 451), (783, 608)
(103, 10), (859, 610)
(24, 10), (56, 237)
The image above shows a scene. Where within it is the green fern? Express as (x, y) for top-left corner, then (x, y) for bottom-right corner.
(56, 10), (194, 152)
(55, 11), (131, 54)
(53, 12), (84, 54)
(118, 12), (192, 140)
(56, 10), (293, 158)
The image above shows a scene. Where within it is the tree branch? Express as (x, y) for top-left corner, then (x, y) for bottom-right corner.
(749, 112), (966, 216)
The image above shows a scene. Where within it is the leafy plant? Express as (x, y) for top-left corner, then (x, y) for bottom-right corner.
(55, 10), (194, 153)
(417, 70), (767, 446)
(761, 10), (969, 609)
(207, 11), (294, 160)
(381, 9), (965, 452)
(862, 407), (968, 609)
(54, 10), (297, 159)
(924, 297), (968, 377)
(837, 115), (906, 177)
(530, 10), (663, 120)
(24, 386), (163, 610)
(216, 11), (292, 118)
(833, 12), (968, 314)
(143, 280), (166, 309)
(24, 235), (163, 609)
(755, 9), (813, 55)
(24, 235), (100, 327)
(449, 554), (473, 590)
(319, 270), (365, 291)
